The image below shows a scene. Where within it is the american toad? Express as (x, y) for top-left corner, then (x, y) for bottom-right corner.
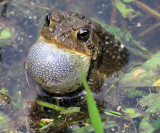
(27, 9), (129, 95)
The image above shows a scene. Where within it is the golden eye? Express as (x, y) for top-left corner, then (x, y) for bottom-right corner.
(77, 28), (90, 41)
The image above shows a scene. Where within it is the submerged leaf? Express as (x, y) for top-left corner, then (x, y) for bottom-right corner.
(151, 119), (160, 131)
(139, 93), (160, 114)
(0, 29), (11, 39)
(0, 88), (8, 94)
(104, 110), (122, 118)
(123, 0), (135, 2)
(74, 121), (117, 133)
(123, 108), (142, 118)
(74, 125), (94, 133)
(91, 18), (151, 59)
(128, 88), (145, 98)
(60, 107), (80, 115)
(36, 100), (65, 111)
(0, 116), (4, 120)
(139, 116), (155, 133)
(36, 100), (80, 115)
(114, 0), (141, 20)
(0, 111), (10, 131)
(39, 122), (53, 131)
(120, 51), (160, 87)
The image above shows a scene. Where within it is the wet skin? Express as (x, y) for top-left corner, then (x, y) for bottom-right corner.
(27, 10), (129, 95)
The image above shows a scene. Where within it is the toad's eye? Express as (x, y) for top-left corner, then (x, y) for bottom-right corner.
(45, 14), (50, 26)
(77, 28), (90, 41)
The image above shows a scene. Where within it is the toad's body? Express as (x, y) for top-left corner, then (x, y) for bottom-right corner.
(27, 10), (129, 94)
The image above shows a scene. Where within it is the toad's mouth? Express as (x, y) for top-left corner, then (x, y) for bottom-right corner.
(40, 36), (92, 56)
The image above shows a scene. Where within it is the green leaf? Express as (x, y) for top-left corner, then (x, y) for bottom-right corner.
(128, 88), (145, 98)
(0, 88), (8, 94)
(140, 116), (160, 133)
(104, 110), (122, 118)
(39, 121), (46, 127)
(139, 93), (160, 114)
(151, 119), (160, 131)
(0, 29), (11, 39)
(91, 17), (151, 59)
(81, 69), (104, 133)
(39, 122), (53, 131)
(36, 100), (80, 115)
(36, 100), (65, 111)
(74, 125), (94, 133)
(139, 116), (155, 133)
(0, 111), (10, 130)
(120, 51), (160, 86)
(123, 0), (135, 3)
(123, 108), (142, 118)
(115, 0), (141, 20)
(60, 107), (80, 115)
(109, 110), (122, 116)
(0, 116), (5, 120)
(74, 121), (117, 133)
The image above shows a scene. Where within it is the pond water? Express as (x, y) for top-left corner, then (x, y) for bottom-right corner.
(0, 0), (160, 132)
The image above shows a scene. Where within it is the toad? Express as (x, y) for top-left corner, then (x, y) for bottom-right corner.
(27, 9), (129, 95)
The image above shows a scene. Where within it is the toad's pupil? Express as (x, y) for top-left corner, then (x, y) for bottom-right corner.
(77, 28), (90, 41)
(45, 14), (50, 26)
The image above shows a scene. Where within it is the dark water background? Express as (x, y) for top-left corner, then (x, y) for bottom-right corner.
(0, 0), (160, 132)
